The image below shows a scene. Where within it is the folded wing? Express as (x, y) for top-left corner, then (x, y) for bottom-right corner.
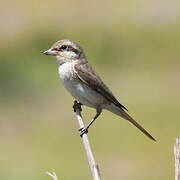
(74, 62), (128, 111)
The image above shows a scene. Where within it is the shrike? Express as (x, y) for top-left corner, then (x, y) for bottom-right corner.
(43, 39), (155, 141)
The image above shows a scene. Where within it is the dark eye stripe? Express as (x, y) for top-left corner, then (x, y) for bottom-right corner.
(61, 45), (67, 50)
(59, 45), (79, 54)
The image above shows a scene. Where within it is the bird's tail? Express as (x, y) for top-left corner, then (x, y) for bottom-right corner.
(105, 104), (156, 141)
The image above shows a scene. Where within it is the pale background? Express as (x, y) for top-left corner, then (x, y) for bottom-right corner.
(0, 0), (180, 179)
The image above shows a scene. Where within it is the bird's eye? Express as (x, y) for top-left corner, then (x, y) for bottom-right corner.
(61, 45), (68, 50)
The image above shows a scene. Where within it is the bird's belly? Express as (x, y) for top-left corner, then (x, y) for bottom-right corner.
(63, 79), (104, 108)
(58, 62), (104, 108)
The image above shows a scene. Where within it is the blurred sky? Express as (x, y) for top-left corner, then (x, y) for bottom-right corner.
(0, 0), (180, 180)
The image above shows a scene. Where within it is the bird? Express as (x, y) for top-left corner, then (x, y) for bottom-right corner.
(43, 39), (155, 141)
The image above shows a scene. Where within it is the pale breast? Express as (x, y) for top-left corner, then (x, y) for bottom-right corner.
(58, 62), (105, 108)
(58, 62), (74, 81)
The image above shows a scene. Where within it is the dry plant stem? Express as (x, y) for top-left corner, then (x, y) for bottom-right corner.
(73, 101), (101, 180)
(175, 136), (180, 180)
(46, 170), (58, 180)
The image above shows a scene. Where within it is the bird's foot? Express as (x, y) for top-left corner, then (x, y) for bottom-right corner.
(79, 127), (88, 137)
(73, 100), (82, 112)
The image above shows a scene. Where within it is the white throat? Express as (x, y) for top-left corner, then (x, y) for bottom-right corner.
(58, 61), (75, 82)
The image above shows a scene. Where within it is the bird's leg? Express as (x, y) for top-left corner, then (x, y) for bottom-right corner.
(79, 107), (102, 137)
(73, 100), (82, 112)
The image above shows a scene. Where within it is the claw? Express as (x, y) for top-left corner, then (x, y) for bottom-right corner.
(73, 101), (82, 112)
(79, 127), (88, 137)
(78, 127), (83, 132)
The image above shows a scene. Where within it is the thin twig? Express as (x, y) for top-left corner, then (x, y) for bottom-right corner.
(46, 169), (58, 180)
(175, 136), (180, 180)
(73, 101), (101, 180)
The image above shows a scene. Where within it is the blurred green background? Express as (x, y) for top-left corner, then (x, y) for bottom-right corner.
(0, 0), (180, 179)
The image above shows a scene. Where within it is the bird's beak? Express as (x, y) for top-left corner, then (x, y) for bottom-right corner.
(43, 49), (57, 56)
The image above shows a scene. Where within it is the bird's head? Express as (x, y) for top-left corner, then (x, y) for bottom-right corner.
(43, 39), (86, 65)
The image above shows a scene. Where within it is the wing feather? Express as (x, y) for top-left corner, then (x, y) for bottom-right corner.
(74, 62), (128, 111)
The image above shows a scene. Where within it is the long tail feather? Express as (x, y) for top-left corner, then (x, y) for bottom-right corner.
(120, 110), (156, 141)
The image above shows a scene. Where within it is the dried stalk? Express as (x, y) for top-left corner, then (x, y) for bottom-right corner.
(46, 170), (58, 180)
(73, 101), (101, 180)
(175, 136), (180, 180)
